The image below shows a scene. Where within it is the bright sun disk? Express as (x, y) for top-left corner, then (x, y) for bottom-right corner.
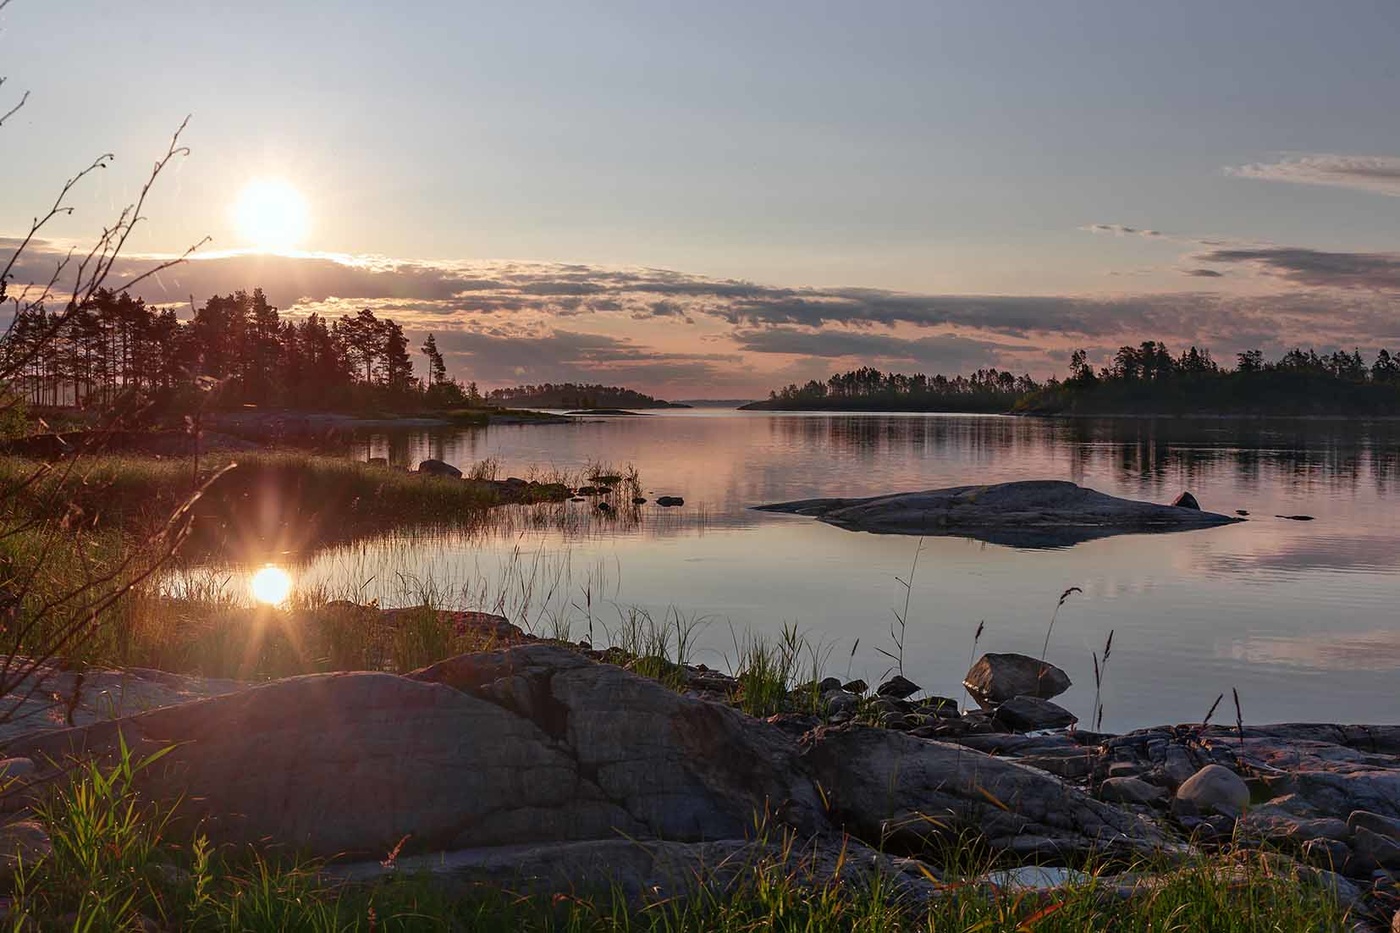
(233, 178), (310, 252)
(250, 565), (293, 605)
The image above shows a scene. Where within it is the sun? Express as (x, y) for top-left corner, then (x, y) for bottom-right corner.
(232, 178), (310, 252)
(249, 565), (293, 606)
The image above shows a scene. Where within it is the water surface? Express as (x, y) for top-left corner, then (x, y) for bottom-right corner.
(261, 412), (1400, 731)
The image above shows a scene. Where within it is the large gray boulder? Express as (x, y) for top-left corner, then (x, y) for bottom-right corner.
(4, 646), (824, 858)
(755, 480), (1242, 547)
(964, 653), (1072, 706)
(1175, 764), (1250, 816)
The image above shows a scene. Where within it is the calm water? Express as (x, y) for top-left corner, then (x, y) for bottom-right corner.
(266, 412), (1400, 731)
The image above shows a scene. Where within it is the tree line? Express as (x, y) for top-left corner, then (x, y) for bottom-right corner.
(743, 365), (1040, 412)
(0, 288), (480, 411)
(746, 343), (1400, 416)
(485, 383), (680, 409)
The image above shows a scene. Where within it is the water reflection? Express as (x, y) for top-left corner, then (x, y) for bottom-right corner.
(267, 411), (1400, 729)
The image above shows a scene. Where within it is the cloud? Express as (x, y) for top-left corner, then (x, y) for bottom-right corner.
(733, 328), (1016, 370)
(1084, 224), (1161, 237)
(11, 236), (1400, 394)
(1227, 154), (1400, 197)
(1195, 247), (1400, 291)
(430, 327), (740, 388)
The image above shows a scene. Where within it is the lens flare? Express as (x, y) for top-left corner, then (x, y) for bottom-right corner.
(250, 565), (293, 605)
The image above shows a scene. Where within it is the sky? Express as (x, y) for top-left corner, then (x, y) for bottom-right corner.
(3, 0), (1400, 397)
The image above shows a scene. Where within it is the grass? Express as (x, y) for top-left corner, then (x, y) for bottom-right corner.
(3, 736), (1357, 930)
(0, 451), (569, 544)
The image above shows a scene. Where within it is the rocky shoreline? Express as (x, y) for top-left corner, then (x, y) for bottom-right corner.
(0, 610), (1396, 927)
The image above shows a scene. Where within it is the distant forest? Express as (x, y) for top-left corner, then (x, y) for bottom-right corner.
(0, 288), (479, 413)
(745, 342), (1400, 416)
(485, 384), (685, 409)
(743, 367), (1040, 413)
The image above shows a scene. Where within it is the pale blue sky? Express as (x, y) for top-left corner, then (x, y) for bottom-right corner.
(3, 1), (1400, 393)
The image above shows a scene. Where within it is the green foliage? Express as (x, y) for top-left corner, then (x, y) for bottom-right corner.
(18, 735), (177, 929)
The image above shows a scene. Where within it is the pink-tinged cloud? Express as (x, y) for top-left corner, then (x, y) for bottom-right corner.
(7, 240), (1400, 396)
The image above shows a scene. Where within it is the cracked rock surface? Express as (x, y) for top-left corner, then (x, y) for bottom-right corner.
(0, 645), (1157, 866)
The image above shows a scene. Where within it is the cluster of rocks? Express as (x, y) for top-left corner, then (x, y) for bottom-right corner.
(413, 459), (684, 509)
(0, 634), (1397, 926)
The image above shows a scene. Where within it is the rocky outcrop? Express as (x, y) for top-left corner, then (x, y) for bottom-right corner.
(0, 645), (1169, 873)
(800, 726), (1169, 861)
(755, 480), (1243, 547)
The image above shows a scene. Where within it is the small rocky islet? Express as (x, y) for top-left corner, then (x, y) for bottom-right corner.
(0, 606), (1397, 927)
(756, 479), (1246, 547)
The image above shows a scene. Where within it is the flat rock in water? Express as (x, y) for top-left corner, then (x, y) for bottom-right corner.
(755, 480), (1243, 547)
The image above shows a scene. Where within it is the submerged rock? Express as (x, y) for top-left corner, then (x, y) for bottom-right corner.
(755, 479), (1243, 547)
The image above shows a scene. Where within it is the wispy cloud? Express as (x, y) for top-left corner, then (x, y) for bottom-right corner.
(1083, 224), (1161, 237)
(1227, 154), (1400, 197)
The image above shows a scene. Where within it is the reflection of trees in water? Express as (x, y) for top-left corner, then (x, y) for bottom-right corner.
(347, 416), (1400, 516)
(1056, 418), (1400, 496)
(771, 414), (1043, 466)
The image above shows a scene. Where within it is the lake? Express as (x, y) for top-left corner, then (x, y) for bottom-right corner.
(256, 411), (1400, 731)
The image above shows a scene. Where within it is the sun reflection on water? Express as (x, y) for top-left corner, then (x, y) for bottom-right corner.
(249, 565), (293, 605)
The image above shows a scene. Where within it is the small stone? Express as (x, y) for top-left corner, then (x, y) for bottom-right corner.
(822, 690), (859, 717)
(1161, 746), (1198, 787)
(1171, 491), (1201, 510)
(917, 696), (959, 715)
(0, 820), (50, 881)
(656, 496), (685, 507)
(1175, 764), (1250, 816)
(817, 677), (842, 693)
(1098, 776), (1167, 806)
(842, 679), (868, 695)
(632, 497), (647, 505)
(993, 695), (1077, 732)
(964, 653), (1071, 707)
(1108, 762), (1140, 778)
(876, 675), (921, 699)
(0, 759), (35, 784)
